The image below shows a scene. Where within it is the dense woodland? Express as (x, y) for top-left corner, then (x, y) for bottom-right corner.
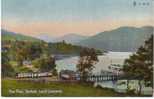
(2, 39), (102, 77)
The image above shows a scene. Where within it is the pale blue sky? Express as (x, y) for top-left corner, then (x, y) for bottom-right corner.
(2, 0), (153, 37)
(2, 0), (152, 21)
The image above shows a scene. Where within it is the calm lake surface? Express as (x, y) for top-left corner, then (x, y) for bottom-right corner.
(56, 52), (153, 95)
(56, 52), (133, 73)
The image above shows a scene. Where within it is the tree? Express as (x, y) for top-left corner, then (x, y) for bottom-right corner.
(13, 41), (44, 66)
(16, 47), (26, 66)
(2, 52), (15, 77)
(123, 35), (153, 95)
(28, 42), (43, 60)
(13, 41), (28, 66)
(77, 48), (99, 82)
(33, 56), (57, 72)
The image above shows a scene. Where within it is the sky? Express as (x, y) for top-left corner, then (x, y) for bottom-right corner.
(2, 0), (154, 37)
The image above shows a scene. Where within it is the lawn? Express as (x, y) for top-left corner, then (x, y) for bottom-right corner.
(2, 78), (126, 97)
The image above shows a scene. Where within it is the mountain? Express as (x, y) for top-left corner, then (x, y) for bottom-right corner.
(1, 29), (41, 42)
(36, 34), (55, 42)
(52, 33), (88, 44)
(77, 26), (153, 52)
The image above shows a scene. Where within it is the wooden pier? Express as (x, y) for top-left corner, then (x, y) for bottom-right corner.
(86, 74), (124, 82)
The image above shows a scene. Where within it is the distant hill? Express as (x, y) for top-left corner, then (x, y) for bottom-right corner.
(77, 26), (153, 52)
(52, 33), (88, 44)
(36, 33), (56, 42)
(1, 29), (41, 42)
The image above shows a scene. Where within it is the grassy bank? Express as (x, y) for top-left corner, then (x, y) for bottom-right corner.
(2, 78), (126, 97)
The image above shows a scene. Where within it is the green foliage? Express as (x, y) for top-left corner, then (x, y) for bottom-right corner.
(2, 41), (48, 66)
(17, 67), (33, 73)
(32, 57), (56, 72)
(2, 34), (102, 75)
(48, 42), (102, 55)
(48, 42), (83, 55)
(2, 52), (15, 77)
(77, 48), (99, 81)
(123, 35), (153, 94)
(2, 64), (15, 77)
(123, 35), (153, 82)
(52, 68), (58, 76)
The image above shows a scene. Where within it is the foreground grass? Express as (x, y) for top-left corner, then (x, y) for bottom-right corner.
(2, 78), (127, 97)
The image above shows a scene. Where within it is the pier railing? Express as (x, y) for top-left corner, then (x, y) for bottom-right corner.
(86, 74), (142, 82)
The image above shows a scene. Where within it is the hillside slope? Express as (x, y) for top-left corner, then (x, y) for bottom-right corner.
(78, 26), (153, 51)
(1, 29), (41, 42)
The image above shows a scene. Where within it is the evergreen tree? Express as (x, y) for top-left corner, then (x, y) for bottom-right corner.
(123, 35), (153, 95)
